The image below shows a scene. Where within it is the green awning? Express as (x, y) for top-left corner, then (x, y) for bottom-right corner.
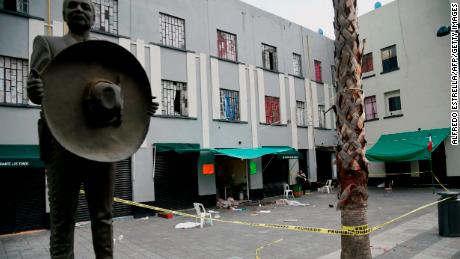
(366, 128), (450, 162)
(154, 143), (200, 153)
(213, 147), (294, 159)
(0, 145), (44, 168)
(262, 146), (302, 159)
(154, 144), (301, 160)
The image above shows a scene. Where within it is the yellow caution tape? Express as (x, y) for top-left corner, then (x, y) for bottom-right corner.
(255, 238), (283, 259)
(369, 197), (451, 233)
(77, 190), (450, 236)
(431, 172), (450, 192)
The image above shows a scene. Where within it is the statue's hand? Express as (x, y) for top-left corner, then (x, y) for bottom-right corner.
(27, 78), (44, 104)
(148, 96), (159, 117)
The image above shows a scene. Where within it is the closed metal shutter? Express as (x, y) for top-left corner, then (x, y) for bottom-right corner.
(154, 152), (199, 210)
(0, 169), (46, 234)
(113, 158), (132, 217)
(76, 158), (132, 222)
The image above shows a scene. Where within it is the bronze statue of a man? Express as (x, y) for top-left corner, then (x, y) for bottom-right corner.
(27, 1), (157, 258)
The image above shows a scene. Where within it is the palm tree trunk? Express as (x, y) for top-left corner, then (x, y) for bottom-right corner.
(332, 0), (371, 258)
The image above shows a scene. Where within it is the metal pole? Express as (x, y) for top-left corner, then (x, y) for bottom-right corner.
(246, 160), (250, 200)
(430, 152), (435, 194)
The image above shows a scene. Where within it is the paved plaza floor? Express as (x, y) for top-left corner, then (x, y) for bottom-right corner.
(1, 187), (459, 258)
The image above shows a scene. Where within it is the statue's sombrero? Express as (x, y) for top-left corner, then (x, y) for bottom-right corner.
(41, 40), (151, 162)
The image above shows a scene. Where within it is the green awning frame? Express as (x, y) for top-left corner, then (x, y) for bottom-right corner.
(154, 143), (201, 153)
(0, 145), (44, 168)
(366, 128), (450, 162)
(154, 144), (302, 160)
(213, 147), (298, 159)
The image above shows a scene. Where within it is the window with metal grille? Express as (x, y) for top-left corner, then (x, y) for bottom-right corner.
(91, 0), (118, 34)
(217, 30), (237, 62)
(388, 96), (401, 112)
(362, 53), (374, 73)
(161, 80), (188, 116)
(293, 53), (302, 77)
(262, 44), (278, 71)
(318, 105), (326, 128)
(364, 95), (378, 120)
(0, 56), (29, 105)
(381, 45), (398, 73)
(314, 60), (322, 82)
(0, 0), (28, 13)
(160, 13), (186, 49)
(384, 90), (402, 116)
(265, 96), (280, 124)
(220, 89), (240, 121)
(296, 101), (306, 126)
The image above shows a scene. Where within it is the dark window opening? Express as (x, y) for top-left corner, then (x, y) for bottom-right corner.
(1, 0), (28, 13)
(91, 0), (118, 34)
(262, 44), (278, 71)
(388, 96), (401, 112)
(162, 80), (188, 116)
(381, 45), (398, 72)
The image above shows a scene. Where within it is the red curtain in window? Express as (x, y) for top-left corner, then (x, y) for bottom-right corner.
(363, 54), (373, 73)
(265, 97), (280, 124)
(217, 32), (227, 59)
(314, 61), (322, 82)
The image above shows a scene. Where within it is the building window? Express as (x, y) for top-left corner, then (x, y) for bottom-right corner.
(92, 0), (118, 34)
(384, 90), (402, 116)
(0, 56), (29, 105)
(0, 0), (28, 13)
(161, 80), (187, 116)
(362, 53), (374, 73)
(364, 95), (378, 120)
(381, 45), (398, 73)
(331, 65), (337, 88)
(217, 30), (237, 62)
(296, 101), (306, 126)
(160, 13), (186, 49)
(265, 96), (280, 124)
(314, 60), (322, 83)
(318, 105), (326, 128)
(293, 53), (302, 77)
(220, 89), (240, 121)
(262, 44), (278, 71)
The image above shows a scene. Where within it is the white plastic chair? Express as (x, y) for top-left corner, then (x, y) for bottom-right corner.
(318, 180), (333, 193)
(193, 202), (213, 228)
(283, 183), (294, 198)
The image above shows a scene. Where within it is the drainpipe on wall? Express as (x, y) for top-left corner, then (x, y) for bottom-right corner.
(47, 0), (51, 35)
(304, 33), (318, 182)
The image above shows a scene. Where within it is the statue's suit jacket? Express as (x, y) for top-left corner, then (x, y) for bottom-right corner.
(28, 34), (80, 162)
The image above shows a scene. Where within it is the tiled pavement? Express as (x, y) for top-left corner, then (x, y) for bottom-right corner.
(1, 187), (459, 258)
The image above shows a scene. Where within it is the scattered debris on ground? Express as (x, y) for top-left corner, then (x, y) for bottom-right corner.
(175, 222), (201, 229)
(217, 197), (240, 209)
(258, 210), (271, 214)
(275, 199), (309, 206)
(283, 219), (298, 222)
